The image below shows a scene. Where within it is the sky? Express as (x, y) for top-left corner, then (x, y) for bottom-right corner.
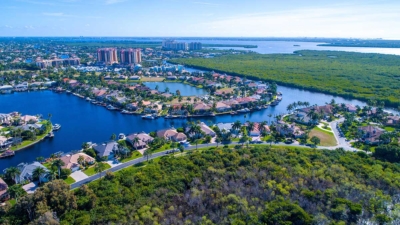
(0, 0), (400, 38)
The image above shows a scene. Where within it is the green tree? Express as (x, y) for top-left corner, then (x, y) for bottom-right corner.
(94, 163), (107, 179)
(8, 184), (25, 203)
(52, 159), (65, 178)
(4, 166), (21, 184)
(310, 136), (321, 147)
(32, 167), (47, 185)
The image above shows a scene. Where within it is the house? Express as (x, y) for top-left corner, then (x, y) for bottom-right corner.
(129, 76), (141, 80)
(276, 121), (305, 138)
(290, 111), (318, 125)
(345, 104), (357, 113)
(248, 122), (270, 136)
(20, 115), (38, 124)
(0, 113), (12, 124)
(18, 123), (45, 132)
(358, 126), (386, 145)
(157, 129), (187, 142)
(236, 97), (257, 106)
(215, 102), (231, 112)
(193, 103), (211, 114)
(297, 105), (334, 120)
(162, 93), (173, 98)
(385, 116), (400, 126)
(0, 178), (9, 202)
(17, 162), (49, 184)
(60, 153), (95, 172)
(15, 82), (29, 91)
(186, 122), (216, 138)
(0, 85), (13, 93)
(126, 132), (154, 149)
(93, 141), (119, 159)
(166, 76), (178, 80)
(126, 102), (138, 111)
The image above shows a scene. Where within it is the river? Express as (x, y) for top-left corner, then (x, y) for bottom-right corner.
(0, 84), (374, 171)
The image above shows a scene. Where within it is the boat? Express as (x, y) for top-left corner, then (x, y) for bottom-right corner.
(86, 97), (92, 101)
(107, 105), (117, 110)
(66, 90), (71, 94)
(237, 108), (251, 113)
(118, 133), (126, 140)
(53, 124), (61, 131)
(0, 150), (15, 159)
(230, 111), (237, 115)
(142, 114), (155, 120)
(121, 110), (134, 114)
(91, 101), (98, 104)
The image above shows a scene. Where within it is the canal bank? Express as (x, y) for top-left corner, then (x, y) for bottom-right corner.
(0, 83), (391, 171)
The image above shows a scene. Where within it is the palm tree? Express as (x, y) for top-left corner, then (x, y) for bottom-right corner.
(47, 113), (52, 124)
(144, 149), (152, 161)
(232, 120), (242, 137)
(259, 121), (268, 136)
(8, 184), (25, 203)
(132, 137), (140, 150)
(94, 162), (107, 178)
(5, 167), (21, 184)
(77, 155), (85, 166)
(247, 121), (255, 134)
(52, 159), (65, 178)
(110, 133), (116, 141)
(32, 167), (47, 185)
(189, 123), (202, 139)
(36, 156), (45, 163)
(47, 168), (58, 181)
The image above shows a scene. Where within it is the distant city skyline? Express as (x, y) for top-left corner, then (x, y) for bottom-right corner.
(1, 0), (400, 38)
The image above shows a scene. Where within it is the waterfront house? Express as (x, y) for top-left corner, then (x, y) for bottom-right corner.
(345, 104), (358, 113)
(60, 153), (95, 172)
(215, 102), (231, 112)
(223, 99), (240, 108)
(0, 136), (9, 148)
(0, 178), (9, 202)
(126, 102), (138, 111)
(247, 122), (270, 136)
(385, 116), (400, 126)
(18, 123), (45, 132)
(236, 97), (257, 106)
(157, 128), (187, 142)
(186, 122), (216, 138)
(289, 111), (318, 125)
(166, 76), (178, 80)
(17, 162), (49, 184)
(93, 141), (119, 159)
(126, 132), (154, 149)
(15, 82), (28, 91)
(276, 121), (305, 138)
(129, 75), (141, 80)
(358, 126), (386, 145)
(193, 103), (211, 114)
(0, 113), (13, 125)
(299, 105), (334, 119)
(20, 115), (38, 124)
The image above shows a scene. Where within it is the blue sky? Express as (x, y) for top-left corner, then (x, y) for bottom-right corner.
(1, 0), (399, 38)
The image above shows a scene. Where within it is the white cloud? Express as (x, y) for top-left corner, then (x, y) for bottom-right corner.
(24, 25), (35, 29)
(196, 4), (400, 38)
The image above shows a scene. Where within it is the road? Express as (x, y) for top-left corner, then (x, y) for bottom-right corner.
(70, 119), (358, 190)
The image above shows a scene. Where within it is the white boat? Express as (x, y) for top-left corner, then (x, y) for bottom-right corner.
(237, 108), (250, 113)
(118, 133), (126, 140)
(107, 105), (117, 110)
(47, 132), (54, 138)
(142, 114), (155, 120)
(86, 97), (92, 101)
(53, 124), (61, 131)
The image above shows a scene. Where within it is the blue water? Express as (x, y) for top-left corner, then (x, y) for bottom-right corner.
(0, 85), (373, 171)
(144, 82), (208, 96)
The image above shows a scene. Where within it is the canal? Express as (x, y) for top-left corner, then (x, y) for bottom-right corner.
(0, 83), (374, 171)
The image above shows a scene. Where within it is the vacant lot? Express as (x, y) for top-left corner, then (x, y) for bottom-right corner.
(309, 127), (337, 146)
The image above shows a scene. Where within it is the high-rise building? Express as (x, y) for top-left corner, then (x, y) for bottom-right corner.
(162, 40), (188, 51)
(189, 42), (202, 50)
(120, 48), (142, 65)
(97, 48), (118, 65)
(35, 58), (80, 69)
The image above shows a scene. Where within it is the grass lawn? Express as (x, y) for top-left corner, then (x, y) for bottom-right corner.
(42, 162), (52, 169)
(64, 176), (76, 185)
(152, 143), (172, 153)
(309, 127), (337, 146)
(383, 126), (396, 132)
(8, 199), (16, 206)
(83, 163), (111, 176)
(120, 151), (142, 163)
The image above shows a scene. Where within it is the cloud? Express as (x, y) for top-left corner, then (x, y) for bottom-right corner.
(24, 25), (35, 29)
(197, 3), (400, 38)
(104, 0), (126, 5)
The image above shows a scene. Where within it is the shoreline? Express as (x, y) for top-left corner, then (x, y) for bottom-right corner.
(168, 62), (400, 109)
(9, 124), (52, 152)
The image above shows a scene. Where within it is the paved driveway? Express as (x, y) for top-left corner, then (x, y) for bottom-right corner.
(23, 182), (39, 194)
(70, 171), (89, 182)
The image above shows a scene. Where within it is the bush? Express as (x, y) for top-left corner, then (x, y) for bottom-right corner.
(60, 168), (72, 178)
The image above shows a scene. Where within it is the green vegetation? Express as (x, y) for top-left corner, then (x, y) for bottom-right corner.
(170, 50), (400, 107)
(120, 151), (142, 163)
(2, 146), (400, 224)
(309, 127), (337, 146)
(63, 176), (76, 185)
(83, 163), (111, 176)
